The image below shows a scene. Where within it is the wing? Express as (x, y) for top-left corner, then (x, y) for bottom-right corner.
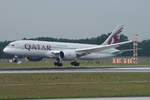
(76, 40), (132, 56)
(46, 50), (61, 58)
(113, 48), (141, 55)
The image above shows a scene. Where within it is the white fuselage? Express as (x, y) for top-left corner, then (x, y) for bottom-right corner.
(3, 40), (119, 60)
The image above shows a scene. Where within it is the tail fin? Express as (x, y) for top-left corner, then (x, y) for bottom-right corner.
(103, 25), (123, 45)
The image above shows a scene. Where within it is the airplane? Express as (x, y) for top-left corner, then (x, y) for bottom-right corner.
(3, 25), (132, 66)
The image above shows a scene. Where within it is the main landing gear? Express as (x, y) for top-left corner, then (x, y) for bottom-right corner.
(70, 61), (80, 66)
(54, 58), (63, 66)
(54, 62), (63, 66)
(54, 61), (80, 66)
(54, 58), (80, 66)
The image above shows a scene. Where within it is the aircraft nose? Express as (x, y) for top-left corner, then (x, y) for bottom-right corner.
(3, 47), (9, 53)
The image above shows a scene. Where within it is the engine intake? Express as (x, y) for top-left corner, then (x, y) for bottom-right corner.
(59, 50), (77, 60)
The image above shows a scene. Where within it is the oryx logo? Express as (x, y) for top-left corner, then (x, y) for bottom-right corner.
(25, 44), (51, 51)
(108, 27), (122, 44)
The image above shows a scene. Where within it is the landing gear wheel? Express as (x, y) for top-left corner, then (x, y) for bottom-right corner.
(54, 62), (63, 66)
(71, 61), (80, 66)
(54, 57), (63, 66)
(10, 56), (22, 64)
(12, 56), (18, 63)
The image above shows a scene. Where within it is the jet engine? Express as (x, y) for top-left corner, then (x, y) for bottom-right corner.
(26, 57), (43, 61)
(59, 50), (77, 60)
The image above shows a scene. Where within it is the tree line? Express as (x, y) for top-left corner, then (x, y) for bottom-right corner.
(0, 33), (149, 58)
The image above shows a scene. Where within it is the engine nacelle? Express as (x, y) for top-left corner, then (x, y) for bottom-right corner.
(59, 50), (77, 60)
(26, 57), (43, 61)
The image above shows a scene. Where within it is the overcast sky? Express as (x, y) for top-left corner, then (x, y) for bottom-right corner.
(0, 0), (150, 41)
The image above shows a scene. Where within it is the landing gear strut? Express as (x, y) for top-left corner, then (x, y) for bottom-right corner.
(54, 58), (63, 66)
(10, 56), (22, 64)
(71, 61), (80, 66)
(12, 56), (18, 63)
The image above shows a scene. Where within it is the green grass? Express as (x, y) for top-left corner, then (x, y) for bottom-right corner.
(1, 72), (150, 99)
(0, 57), (150, 68)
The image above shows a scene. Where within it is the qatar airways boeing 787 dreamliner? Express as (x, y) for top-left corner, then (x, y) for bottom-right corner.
(3, 25), (132, 66)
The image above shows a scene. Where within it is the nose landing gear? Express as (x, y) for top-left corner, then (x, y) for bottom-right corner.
(9, 56), (22, 64)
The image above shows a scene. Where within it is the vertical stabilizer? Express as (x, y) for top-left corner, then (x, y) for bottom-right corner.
(103, 25), (123, 45)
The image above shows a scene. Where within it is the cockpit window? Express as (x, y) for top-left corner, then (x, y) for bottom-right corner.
(11, 44), (15, 46)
